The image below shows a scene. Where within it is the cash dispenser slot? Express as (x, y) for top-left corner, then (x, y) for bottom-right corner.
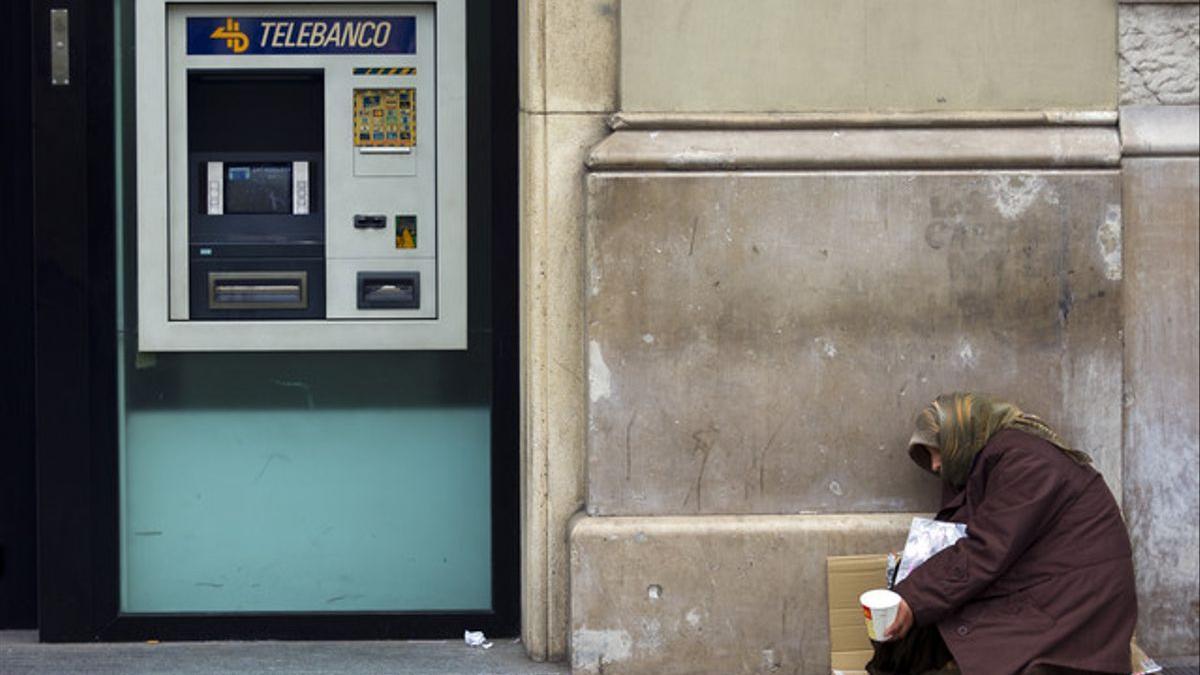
(209, 271), (308, 309)
(190, 258), (325, 320)
(358, 272), (420, 309)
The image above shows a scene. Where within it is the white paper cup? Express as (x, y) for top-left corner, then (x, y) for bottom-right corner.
(860, 589), (902, 642)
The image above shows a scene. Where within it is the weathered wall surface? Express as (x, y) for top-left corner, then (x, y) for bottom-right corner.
(585, 168), (1124, 516)
(574, 127), (1128, 670)
(519, 0), (619, 661)
(570, 514), (914, 675)
(1121, 106), (1200, 657)
(1120, 3), (1200, 105)
(621, 0), (1116, 113)
(522, 1), (1200, 670)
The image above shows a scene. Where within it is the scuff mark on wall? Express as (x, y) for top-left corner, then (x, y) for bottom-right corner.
(572, 628), (633, 672)
(815, 337), (838, 359)
(958, 339), (978, 369)
(988, 175), (1055, 220)
(1098, 204), (1123, 281)
(683, 426), (719, 510)
(638, 618), (665, 650)
(590, 340), (613, 402)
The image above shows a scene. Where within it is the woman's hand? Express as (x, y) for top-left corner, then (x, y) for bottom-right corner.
(885, 598), (914, 640)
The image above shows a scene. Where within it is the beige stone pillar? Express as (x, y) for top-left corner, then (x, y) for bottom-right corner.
(1119, 105), (1200, 658)
(519, 0), (618, 661)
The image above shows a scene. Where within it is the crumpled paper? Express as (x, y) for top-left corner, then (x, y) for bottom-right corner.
(464, 630), (493, 649)
(893, 516), (967, 586)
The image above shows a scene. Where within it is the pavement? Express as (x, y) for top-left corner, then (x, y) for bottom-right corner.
(0, 631), (569, 675)
(3, 630), (1196, 674)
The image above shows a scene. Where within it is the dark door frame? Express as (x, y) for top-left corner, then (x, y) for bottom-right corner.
(0, 0), (36, 631)
(32, 0), (519, 642)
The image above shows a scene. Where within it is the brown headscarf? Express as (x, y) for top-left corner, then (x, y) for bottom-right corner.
(908, 392), (1091, 488)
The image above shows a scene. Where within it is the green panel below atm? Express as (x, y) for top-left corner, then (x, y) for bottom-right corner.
(121, 408), (492, 613)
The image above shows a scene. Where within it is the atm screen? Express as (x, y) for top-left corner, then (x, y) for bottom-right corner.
(224, 163), (292, 214)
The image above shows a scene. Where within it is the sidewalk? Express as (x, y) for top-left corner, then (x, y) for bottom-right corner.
(4, 630), (1196, 674)
(0, 631), (569, 675)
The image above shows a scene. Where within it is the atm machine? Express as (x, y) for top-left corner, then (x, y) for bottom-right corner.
(136, 0), (466, 350)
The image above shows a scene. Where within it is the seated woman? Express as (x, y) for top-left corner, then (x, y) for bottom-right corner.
(876, 393), (1136, 675)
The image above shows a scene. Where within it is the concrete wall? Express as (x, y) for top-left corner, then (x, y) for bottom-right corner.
(514, 0), (1200, 668)
(621, 0), (1117, 113)
(1117, 4), (1200, 658)
(574, 130), (1125, 673)
(1121, 105), (1200, 658)
(570, 514), (915, 674)
(584, 162), (1124, 517)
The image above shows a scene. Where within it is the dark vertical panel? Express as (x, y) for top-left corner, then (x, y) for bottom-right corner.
(487, 0), (522, 635)
(86, 0), (119, 638)
(33, 0), (117, 641)
(33, 0), (93, 641)
(0, 0), (37, 631)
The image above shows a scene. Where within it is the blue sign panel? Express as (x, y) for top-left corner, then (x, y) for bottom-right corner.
(187, 16), (416, 55)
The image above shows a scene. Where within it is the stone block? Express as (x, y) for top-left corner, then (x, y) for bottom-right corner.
(585, 170), (1123, 516)
(1122, 156), (1200, 657)
(522, 112), (614, 660)
(620, 0), (1117, 113)
(569, 513), (915, 674)
(1121, 104), (1200, 155)
(586, 128), (1121, 171)
(522, 0), (619, 113)
(545, 0), (619, 113)
(519, 109), (552, 659)
(544, 114), (613, 658)
(518, 0), (547, 113)
(1119, 3), (1200, 105)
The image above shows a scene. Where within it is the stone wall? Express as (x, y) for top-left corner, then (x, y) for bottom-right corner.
(1120, 2), (1200, 105)
(621, 0), (1116, 113)
(585, 156), (1124, 518)
(1120, 105), (1200, 658)
(570, 514), (915, 674)
(574, 129), (1125, 673)
(514, 0), (1200, 669)
(519, 0), (619, 661)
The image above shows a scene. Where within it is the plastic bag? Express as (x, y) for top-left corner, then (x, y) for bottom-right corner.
(892, 516), (967, 586)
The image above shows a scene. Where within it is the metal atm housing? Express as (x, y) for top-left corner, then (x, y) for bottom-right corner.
(136, 0), (466, 350)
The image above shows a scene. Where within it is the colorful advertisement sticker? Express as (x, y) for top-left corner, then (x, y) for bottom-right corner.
(354, 88), (415, 148)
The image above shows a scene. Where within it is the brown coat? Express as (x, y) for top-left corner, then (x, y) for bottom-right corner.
(895, 429), (1137, 675)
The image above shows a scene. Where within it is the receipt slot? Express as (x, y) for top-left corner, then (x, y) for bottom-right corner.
(135, 0), (466, 350)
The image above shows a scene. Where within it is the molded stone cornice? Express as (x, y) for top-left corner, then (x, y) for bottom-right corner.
(1120, 105), (1200, 156)
(587, 127), (1121, 171)
(609, 111), (1119, 130)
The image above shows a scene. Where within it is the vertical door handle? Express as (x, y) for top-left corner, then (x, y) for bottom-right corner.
(50, 9), (70, 86)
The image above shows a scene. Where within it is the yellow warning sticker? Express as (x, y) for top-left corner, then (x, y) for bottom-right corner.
(396, 215), (417, 249)
(353, 88), (415, 148)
